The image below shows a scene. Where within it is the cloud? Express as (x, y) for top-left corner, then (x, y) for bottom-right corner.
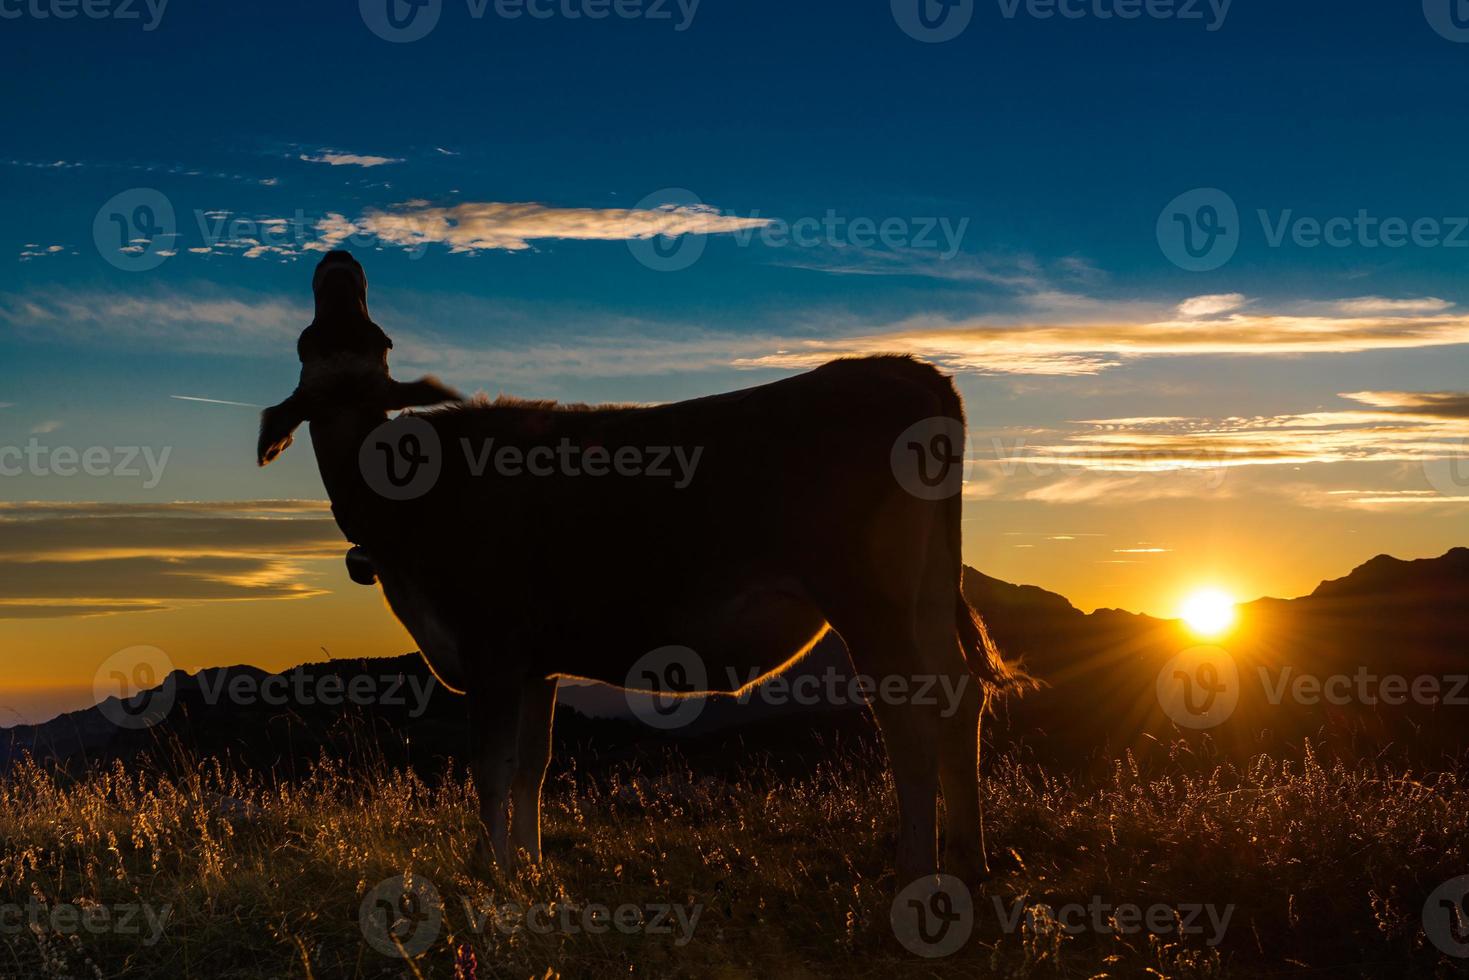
(29, 420), (61, 435)
(0, 289), (306, 355)
(735, 308), (1469, 376)
(299, 151), (403, 168)
(5, 281), (1468, 389)
(318, 200), (774, 254)
(1326, 490), (1469, 507)
(1177, 293), (1248, 317)
(959, 389), (1469, 504)
(1339, 390), (1469, 418)
(0, 501), (338, 619)
(1330, 296), (1453, 315)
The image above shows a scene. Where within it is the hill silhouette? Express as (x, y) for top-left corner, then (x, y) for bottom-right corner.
(5, 548), (1467, 776)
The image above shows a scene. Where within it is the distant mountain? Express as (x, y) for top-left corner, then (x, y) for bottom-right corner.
(5, 549), (1467, 775)
(1309, 546), (1469, 601)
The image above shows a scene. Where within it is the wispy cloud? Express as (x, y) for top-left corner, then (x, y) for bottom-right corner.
(0, 501), (337, 619)
(1329, 296), (1454, 315)
(299, 150), (403, 168)
(1177, 293), (1249, 317)
(29, 420), (61, 435)
(963, 392), (1469, 504)
(1339, 390), (1469, 418)
(0, 289), (306, 355)
(316, 200), (773, 254)
(735, 303), (1469, 376)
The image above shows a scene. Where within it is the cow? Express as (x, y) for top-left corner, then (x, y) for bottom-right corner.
(257, 249), (1020, 890)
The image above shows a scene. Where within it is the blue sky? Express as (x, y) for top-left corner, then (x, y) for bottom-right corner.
(2, 0), (1468, 721)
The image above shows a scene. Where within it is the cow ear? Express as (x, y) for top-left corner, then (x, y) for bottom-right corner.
(381, 376), (462, 411)
(258, 394), (307, 466)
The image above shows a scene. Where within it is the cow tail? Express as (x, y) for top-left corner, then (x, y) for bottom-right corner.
(940, 378), (1034, 700)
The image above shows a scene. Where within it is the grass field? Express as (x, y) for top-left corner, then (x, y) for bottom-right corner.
(3, 736), (1468, 978)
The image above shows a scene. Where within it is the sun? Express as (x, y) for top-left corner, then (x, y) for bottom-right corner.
(1179, 588), (1238, 638)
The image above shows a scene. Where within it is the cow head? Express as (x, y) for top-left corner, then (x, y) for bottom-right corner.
(257, 250), (461, 466)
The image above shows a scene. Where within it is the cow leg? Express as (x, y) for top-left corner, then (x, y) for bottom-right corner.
(838, 615), (942, 886)
(510, 677), (559, 863)
(936, 665), (989, 887)
(468, 681), (523, 871)
(912, 575), (992, 888)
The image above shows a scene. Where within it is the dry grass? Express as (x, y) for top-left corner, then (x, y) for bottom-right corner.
(2, 739), (1468, 979)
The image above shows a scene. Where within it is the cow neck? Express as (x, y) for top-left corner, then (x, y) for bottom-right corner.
(309, 404), (389, 546)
